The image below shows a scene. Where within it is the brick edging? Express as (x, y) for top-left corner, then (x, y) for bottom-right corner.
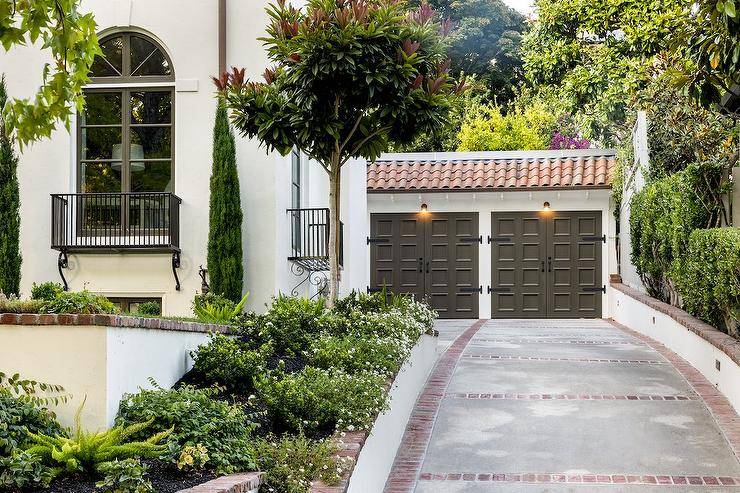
(609, 320), (740, 461)
(177, 472), (263, 492)
(0, 312), (232, 334)
(610, 282), (740, 366)
(383, 319), (488, 493)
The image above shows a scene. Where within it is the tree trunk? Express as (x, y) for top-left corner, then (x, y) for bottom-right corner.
(327, 164), (341, 306)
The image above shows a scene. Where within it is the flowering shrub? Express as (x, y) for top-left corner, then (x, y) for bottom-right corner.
(308, 334), (408, 377)
(549, 131), (590, 150)
(254, 433), (348, 493)
(254, 367), (387, 437)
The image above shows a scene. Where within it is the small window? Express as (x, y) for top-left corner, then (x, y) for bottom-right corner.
(90, 33), (173, 81)
(109, 297), (162, 314)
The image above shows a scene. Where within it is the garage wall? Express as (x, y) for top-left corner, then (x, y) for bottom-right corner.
(367, 189), (616, 319)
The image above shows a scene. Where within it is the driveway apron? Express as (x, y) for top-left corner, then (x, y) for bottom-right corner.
(384, 319), (740, 493)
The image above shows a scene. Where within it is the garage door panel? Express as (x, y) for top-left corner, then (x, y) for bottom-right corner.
(370, 212), (479, 319)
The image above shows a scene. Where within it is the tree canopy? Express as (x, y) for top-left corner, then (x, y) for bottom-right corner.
(521, 0), (691, 142)
(0, 0), (99, 145)
(418, 0), (525, 105)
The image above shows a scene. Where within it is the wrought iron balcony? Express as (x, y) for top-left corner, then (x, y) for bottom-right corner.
(51, 192), (182, 252)
(287, 207), (343, 272)
(50, 192), (183, 291)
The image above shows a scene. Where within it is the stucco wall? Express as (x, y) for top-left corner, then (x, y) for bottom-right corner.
(0, 0), (283, 316)
(0, 323), (211, 429)
(367, 188), (616, 319)
(0, 325), (108, 429)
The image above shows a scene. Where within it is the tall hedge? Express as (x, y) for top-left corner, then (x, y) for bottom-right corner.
(0, 76), (22, 296)
(207, 103), (243, 303)
(629, 163), (718, 303)
(677, 228), (740, 338)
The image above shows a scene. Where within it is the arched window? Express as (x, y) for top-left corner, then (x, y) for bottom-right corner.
(78, 32), (174, 195)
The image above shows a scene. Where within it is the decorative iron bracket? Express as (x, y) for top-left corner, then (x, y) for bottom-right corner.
(290, 262), (328, 299)
(57, 251), (69, 291)
(172, 252), (181, 291)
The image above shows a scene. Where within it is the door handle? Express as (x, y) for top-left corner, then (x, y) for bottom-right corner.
(541, 260), (545, 272)
(418, 258), (423, 273)
(547, 257), (552, 272)
(425, 261), (430, 274)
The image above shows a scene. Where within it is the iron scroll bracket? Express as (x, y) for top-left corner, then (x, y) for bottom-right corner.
(57, 251), (69, 291)
(172, 252), (181, 291)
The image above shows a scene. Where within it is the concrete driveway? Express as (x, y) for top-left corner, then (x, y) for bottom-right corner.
(385, 319), (740, 492)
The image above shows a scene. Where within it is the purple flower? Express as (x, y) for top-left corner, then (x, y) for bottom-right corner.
(549, 131), (590, 150)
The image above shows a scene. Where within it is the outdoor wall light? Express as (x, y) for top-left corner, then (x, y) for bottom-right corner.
(543, 201), (551, 212)
(420, 203), (429, 214)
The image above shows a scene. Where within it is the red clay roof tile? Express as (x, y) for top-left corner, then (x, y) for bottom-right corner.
(367, 152), (616, 192)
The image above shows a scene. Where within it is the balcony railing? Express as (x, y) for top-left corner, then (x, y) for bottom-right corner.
(51, 192), (182, 252)
(287, 207), (343, 271)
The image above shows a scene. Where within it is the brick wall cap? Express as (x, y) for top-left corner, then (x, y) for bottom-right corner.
(0, 312), (233, 334)
(176, 472), (263, 493)
(610, 282), (740, 366)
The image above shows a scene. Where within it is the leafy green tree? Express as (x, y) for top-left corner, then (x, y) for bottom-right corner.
(219, 0), (463, 303)
(671, 0), (740, 111)
(208, 104), (244, 303)
(417, 0), (525, 105)
(521, 0), (690, 142)
(0, 0), (100, 145)
(457, 99), (557, 151)
(0, 76), (21, 296)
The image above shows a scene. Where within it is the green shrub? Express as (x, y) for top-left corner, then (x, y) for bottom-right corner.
(193, 293), (248, 324)
(239, 295), (328, 356)
(308, 334), (407, 377)
(0, 451), (56, 489)
(116, 385), (257, 474)
(254, 433), (346, 493)
(0, 294), (44, 314)
(95, 458), (153, 493)
(190, 333), (267, 394)
(254, 367), (387, 436)
(26, 412), (171, 473)
(42, 290), (118, 315)
(136, 301), (161, 317)
(0, 393), (64, 457)
(629, 163), (724, 302)
(676, 228), (740, 337)
(192, 292), (234, 313)
(457, 101), (557, 151)
(30, 282), (63, 301)
(332, 290), (385, 316)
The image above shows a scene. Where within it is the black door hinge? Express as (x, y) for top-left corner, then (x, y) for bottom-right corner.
(367, 286), (383, 293)
(367, 237), (390, 244)
(581, 285), (606, 294)
(460, 286), (483, 294)
(460, 236), (483, 244)
(582, 235), (606, 243)
(488, 286), (512, 293)
(488, 236), (512, 244)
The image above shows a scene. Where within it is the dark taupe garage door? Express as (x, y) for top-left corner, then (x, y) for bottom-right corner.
(370, 213), (479, 318)
(491, 211), (603, 318)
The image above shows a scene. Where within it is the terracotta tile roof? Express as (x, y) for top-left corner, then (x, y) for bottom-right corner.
(367, 151), (617, 192)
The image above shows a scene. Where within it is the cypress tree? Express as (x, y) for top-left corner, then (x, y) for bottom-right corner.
(0, 76), (22, 296)
(207, 102), (243, 302)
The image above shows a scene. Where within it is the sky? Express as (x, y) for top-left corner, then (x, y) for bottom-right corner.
(502, 0), (535, 15)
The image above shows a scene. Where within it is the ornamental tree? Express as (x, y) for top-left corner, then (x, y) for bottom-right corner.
(0, 0), (100, 145)
(218, 0), (464, 303)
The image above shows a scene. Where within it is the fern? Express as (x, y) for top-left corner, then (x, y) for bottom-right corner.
(25, 403), (172, 473)
(194, 292), (249, 324)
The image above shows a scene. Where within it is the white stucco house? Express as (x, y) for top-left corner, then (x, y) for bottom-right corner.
(1, 0), (620, 319)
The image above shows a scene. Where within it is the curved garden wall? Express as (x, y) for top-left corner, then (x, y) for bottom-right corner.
(609, 282), (740, 413)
